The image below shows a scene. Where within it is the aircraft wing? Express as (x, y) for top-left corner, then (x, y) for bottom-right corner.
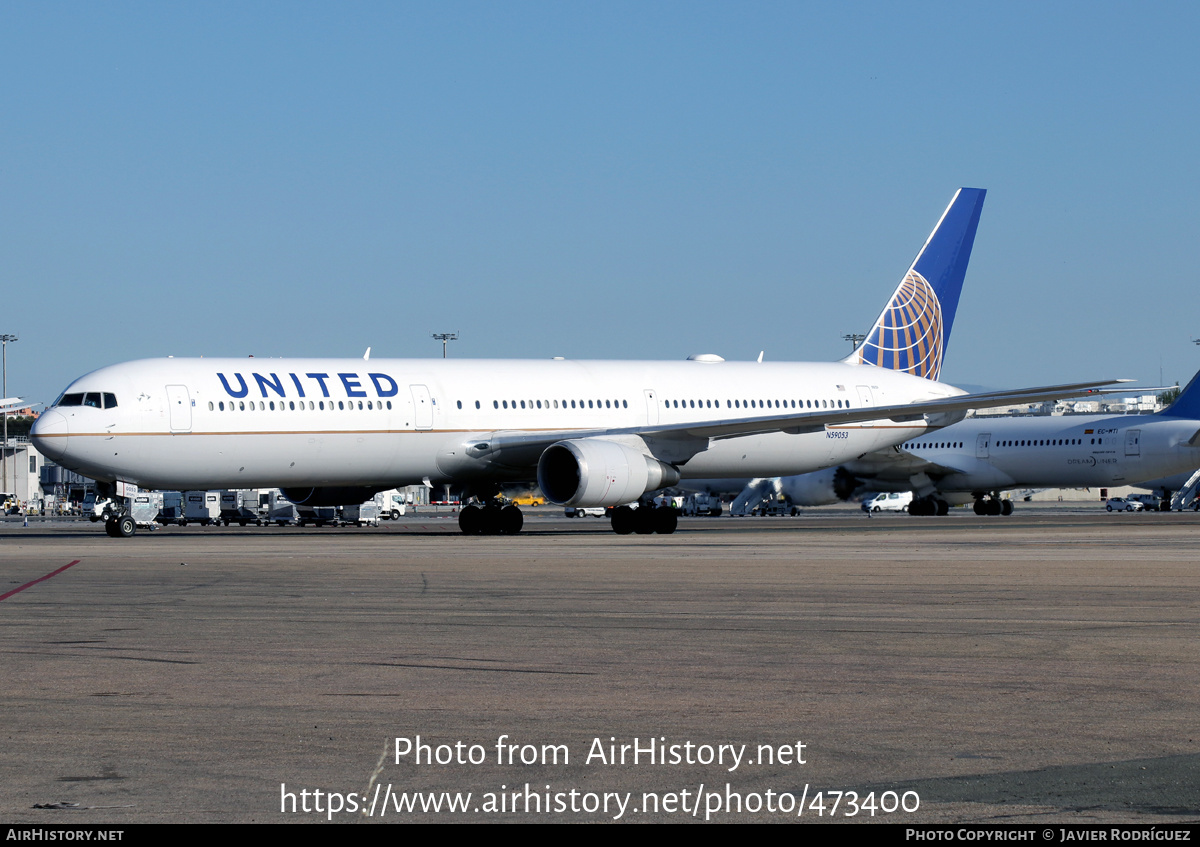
(0, 398), (23, 410)
(467, 379), (1126, 468)
(840, 445), (971, 483)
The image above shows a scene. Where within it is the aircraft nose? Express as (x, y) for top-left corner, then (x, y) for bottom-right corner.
(31, 410), (69, 461)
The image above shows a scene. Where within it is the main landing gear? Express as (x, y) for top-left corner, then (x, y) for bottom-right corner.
(972, 494), (1013, 516)
(907, 497), (950, 517)
(458, 501), (524, 535)
(610, 503), (678, 535)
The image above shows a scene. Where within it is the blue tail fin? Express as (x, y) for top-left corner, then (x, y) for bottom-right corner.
(845, 187), (986, 381)
(1160, 369), (1200, 418)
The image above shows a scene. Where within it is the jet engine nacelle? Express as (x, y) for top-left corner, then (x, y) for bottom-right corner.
(537, 439), (681, 507)
(778, 466), (863, 506)
(281, 486), (387, 507)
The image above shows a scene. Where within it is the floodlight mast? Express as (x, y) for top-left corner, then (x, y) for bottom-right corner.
(432, 332), (459, 359)
(1, 334), (16, 496)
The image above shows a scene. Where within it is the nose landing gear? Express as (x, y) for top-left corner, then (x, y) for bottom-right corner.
(104, 514), (137, 537)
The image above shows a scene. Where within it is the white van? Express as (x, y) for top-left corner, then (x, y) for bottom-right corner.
(861, 492), (913, 513)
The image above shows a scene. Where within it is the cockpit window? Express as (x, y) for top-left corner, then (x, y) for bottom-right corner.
(57, 391), (117, 409)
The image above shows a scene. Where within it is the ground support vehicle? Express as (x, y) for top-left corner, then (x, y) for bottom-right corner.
(182, 491), (221, 525)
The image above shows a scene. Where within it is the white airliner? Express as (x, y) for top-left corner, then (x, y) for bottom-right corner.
(30, 188), (1117, 537)
(714, 370), (1200, 516)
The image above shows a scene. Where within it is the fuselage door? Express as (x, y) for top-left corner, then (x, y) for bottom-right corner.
(975, 432), (990, 459)
(166, 385), (192, 432)
(856, 385), (875, 427)
(1125, 429), (1141, 457)
(410, 384), (433, 430)
(643, 389), (659, 426)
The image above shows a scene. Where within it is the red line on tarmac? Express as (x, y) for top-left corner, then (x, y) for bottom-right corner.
(0, 560), (82, 602)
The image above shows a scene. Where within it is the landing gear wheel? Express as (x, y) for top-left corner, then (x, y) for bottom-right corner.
(500, 505), (523, 535)
(986, 498), (1002, 516)
(1000, 500), (1014, 516)
(973, 499), (987, 516)
(936, 499), (950, 517)
(655, 507), (679, 535)
(480, 506), (502, 535)
(458, 506), (482, 535)
(634, 506), (658, 534)
(908, 499), (936, 516)
(611, 505), (635, 535)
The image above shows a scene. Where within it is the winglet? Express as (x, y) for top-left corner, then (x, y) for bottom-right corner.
(846, 188), (986, 380)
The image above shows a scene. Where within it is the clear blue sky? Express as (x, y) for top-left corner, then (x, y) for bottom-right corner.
(3, 1), (1198, 404)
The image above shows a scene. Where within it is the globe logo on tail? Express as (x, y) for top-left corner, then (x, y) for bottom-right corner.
(858, 270), (944, 380)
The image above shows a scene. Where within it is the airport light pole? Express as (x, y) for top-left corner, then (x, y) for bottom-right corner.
(842, 333), (865, 354)
(432, 332), (459, 359)
(1, 334), (16, 497)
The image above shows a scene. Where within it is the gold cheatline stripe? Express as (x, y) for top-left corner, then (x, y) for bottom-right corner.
(46, 422), (926, 439)
(39, 428), (570, 438)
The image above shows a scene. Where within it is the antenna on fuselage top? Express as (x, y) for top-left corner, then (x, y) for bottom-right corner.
(364, 347), (371, 360)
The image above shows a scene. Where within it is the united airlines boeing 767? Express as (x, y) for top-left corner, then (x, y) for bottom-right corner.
(31, 188), (1118, 536)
